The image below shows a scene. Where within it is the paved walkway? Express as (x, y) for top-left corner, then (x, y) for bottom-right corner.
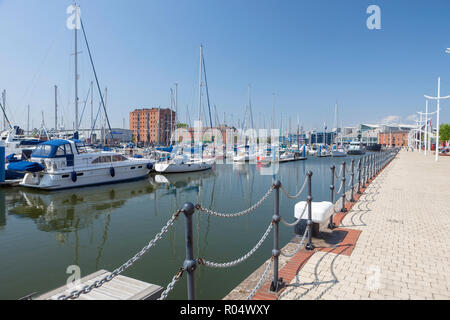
(278, 150), (450, 300)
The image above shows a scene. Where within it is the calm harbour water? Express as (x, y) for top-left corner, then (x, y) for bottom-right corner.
(0, 155), (365, 300)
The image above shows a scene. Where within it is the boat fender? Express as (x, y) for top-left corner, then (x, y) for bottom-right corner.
(146, 163), (153, 170)
(110, 167), (115, 177)
(71, 171), (77, 183)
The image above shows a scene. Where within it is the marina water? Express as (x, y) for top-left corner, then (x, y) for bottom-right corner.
(0, 155), (364, 300)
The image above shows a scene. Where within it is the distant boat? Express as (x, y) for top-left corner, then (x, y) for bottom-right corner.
(279, 150), (306, 162)
(331, 145), (347, 157)
(331, 102), (347, 157)
(233, 145), (256, 162)
(154, 154), (214, 173)
(366, 144), (381, 152)
(316, 144), (331, 157)
(347, 140), (366, 155)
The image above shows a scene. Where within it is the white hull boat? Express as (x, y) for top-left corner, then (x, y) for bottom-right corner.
(154, 158), (214, 173)
(20, 139), (152, 190)
(331, 150), (347, 157)
(347, 140), (366, 155)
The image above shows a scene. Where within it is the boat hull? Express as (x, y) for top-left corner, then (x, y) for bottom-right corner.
(20, 164), (150, 190)
(331, 151), (347, 157)
(347, 150), (366, 155)
(365, 144), (381, 152)
(154, 161), (213, 173)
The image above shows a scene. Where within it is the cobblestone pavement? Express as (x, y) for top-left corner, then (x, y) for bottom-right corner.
(279, 150), (450, 300)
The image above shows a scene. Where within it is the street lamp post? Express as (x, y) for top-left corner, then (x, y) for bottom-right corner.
(425, 77), (450, 162)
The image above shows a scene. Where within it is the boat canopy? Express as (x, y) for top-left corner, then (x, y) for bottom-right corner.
(31, 140), (75, 158)
(19, 139), (42, 146)
(7, 161), (45, 173)
(156, 145), (174, 153)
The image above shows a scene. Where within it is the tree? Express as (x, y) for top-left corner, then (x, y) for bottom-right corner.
(440, 124), (450, 143)
(177, 123), (189, 128)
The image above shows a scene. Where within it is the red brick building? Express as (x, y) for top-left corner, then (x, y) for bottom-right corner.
(378, 131), (408, 147)
(129, 108), (176, 145)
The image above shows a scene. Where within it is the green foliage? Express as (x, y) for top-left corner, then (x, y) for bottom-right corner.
(440, 124), (450, 142)
(177, 123), (189, 128)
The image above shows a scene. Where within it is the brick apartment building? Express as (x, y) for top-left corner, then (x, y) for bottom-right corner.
(129, 108), (176, 146)
(378, 131), (408, 147)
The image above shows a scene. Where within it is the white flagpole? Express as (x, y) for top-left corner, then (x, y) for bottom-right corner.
(425, 77), (450, 162)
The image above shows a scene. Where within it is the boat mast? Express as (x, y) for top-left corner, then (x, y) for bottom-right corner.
(27, 105), (30, 135)
(248, 85), (254, 129)
(54, 85), (58, 133)
(175, 82), (178, 128)
(90, 81), (93, 131)
(334, 102), (338, 145)
(198, 45), (203, 124)
(2, 90), (6, 131)
(74, 3), (79, 133)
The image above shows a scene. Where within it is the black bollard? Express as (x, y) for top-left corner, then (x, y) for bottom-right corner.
(305, 171), (314, 251)
(182, 202), (196, 300)
(270, 181), (284, 292)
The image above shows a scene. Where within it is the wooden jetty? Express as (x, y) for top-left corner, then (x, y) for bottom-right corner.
(34, 270), (163, 300)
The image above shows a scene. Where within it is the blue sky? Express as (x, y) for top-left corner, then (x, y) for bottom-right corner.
(1, 0), (450, 131)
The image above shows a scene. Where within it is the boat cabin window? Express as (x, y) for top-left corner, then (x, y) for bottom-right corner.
(55, 146), (66, 156)
(75, 142), (88, 154)
(32, 145), (53, 157)
(112, 155), (127, 162)
(92, 156), (112, 164)
(55, 144), (73, 157)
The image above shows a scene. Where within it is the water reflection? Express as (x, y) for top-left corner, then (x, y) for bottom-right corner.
(0, 192), (5, 228)
(0, 157), (368, 299)
(8, 179), (157, 234)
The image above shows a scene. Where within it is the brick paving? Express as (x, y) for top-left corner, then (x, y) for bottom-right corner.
(225, 150), (450, 300)
(277, 150), (450, 300)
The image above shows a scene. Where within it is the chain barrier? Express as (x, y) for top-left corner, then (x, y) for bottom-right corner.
(195, 186), (274, 218)
(347, 179), (353, 188)
(280, 202), (307, 227)
(158, 268), (184, 300)
(280, 178), (308, 200)
(197, 222), (274, 268)
(335, 179), (344, 195)
(245, 257), (274, 300)
(57, 210), (182, 300)
(280, 228), (309, 258)
(334, 164), (343, 179)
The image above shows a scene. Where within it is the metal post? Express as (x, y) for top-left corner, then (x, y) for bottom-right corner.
(374, 154), (377, 175)
(375, 153), (380, 174)
(350, 159), (355, 202)
(329, 165), (337, 229)
(182, 202), (196, 300)
(365, 156), (369, 185)
(340, 162), (347, 212)
(372, 154), (375, 178)
(357, 159), (362, 194)
(306, 171), (314, 250)
(270, 181), (284, 292)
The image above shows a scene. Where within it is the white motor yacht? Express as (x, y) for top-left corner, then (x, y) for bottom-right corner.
(20, 139), (153, 190)
(347, 140), (366, 155)
(331, 145), (347, 157)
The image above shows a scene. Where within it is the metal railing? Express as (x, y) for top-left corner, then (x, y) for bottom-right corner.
(55, 147), (399, 301)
